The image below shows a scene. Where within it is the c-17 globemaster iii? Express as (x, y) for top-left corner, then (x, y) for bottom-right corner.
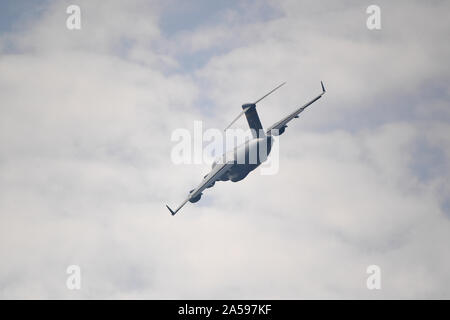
(166, 81), (326, 215)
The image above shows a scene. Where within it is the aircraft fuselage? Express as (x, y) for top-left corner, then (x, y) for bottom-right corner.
(215, 135), (273, 182)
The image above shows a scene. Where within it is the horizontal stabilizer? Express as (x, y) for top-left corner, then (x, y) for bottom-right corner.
(224, 82), (286, 131)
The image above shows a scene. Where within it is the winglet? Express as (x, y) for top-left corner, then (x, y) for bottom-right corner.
(166, 204), (176, 216)
(166, 198), (189, 216)
(321, 81), (326, 94)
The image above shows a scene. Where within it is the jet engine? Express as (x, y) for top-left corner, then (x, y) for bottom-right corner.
(188, 189), (202, 203)
(272, 125), (287, 136)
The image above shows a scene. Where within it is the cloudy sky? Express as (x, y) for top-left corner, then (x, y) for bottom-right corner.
(0, 0), (449, 299)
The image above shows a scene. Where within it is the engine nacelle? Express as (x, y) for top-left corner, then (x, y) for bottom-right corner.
(189, 189), (202, 203)
(189, 194), (202, 203)
(271, 125), (287, 136)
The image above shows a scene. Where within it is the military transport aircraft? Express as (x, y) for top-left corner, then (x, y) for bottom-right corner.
(166, 81), (326, 215)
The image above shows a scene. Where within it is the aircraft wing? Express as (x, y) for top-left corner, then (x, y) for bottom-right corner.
(266, 81), (326, 135)
(166, 160), (234, 215)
